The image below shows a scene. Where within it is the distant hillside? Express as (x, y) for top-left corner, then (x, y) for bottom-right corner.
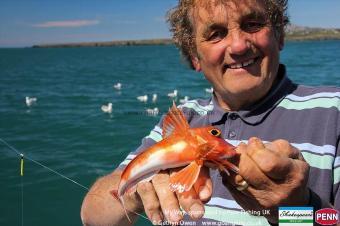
(32, 25), (340, 48)
(285, 24), (340, 41)
(32, 39), (173, 48)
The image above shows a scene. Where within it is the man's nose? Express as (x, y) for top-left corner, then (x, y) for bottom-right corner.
(226, 28), (250, 55)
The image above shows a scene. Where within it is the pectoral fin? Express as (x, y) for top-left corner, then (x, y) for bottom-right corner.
(169, 160), (202, 193)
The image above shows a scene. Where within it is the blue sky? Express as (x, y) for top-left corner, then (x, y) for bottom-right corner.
(1, 0), (340, 47)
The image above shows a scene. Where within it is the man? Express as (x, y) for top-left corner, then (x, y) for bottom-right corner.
(81, 0), (340, 225)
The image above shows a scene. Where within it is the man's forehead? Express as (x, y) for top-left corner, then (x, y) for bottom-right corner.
(192, 0), (267, 17)
(190, 0), (268, 29)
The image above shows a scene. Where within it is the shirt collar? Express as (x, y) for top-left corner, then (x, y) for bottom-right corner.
(208, 64), (296, 125)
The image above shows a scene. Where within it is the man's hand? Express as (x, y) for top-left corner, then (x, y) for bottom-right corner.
(81, 166), (212, 226)
(221, 137), (310, 224)
(136, 167), (212, 225)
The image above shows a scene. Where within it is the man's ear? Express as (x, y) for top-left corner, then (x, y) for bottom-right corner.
(279, 33), (285, 51)
(191, 56), (201, 71)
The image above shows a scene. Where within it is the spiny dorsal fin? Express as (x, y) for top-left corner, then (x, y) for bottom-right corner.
(162, 101), (189, 138)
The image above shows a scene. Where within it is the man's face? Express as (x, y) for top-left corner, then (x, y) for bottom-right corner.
(192, 0), (283, 110)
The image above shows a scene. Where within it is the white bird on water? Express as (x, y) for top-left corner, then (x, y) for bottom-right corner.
(137, 95), (148, 103)
(101, 103), (113, 113)
(205, 87), (214, 94)
(25, 96), (37, 107)
(179, 96), (190, 104)
(146, 107), (159, 116)
(152, 94), (158, 103)
(113, 83), (122, 90)
(167, 89), (178, 98)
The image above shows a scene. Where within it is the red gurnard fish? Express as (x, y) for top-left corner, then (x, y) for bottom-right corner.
(111, 103), (238, 219)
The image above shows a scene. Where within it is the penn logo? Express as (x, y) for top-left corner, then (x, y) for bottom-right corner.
(315, 208), (339, 225)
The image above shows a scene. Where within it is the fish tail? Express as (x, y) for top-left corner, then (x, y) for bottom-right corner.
(110, 189), (132, 222)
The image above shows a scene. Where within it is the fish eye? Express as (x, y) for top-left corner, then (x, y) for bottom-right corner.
(209, 129), (221, 137)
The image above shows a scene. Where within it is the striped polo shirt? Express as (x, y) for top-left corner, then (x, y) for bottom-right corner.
(119, 65), (340, 225)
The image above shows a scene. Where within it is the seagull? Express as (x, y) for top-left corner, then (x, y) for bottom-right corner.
(137, 95), (148, 102)
(146, 107), (159, 116)
(179, 96), (190, 104)
(205, 87), (214, 94)
(25, 96), (37, 107)
(113, 83), (122, 90)
(101, 103), (113, 113)
(152, 94), (158, 103)
(167, 90), (178, 98)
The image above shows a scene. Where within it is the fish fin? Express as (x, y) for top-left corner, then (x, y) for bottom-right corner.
(110, 189), (132, 222)
(219, 159), (239, 174)
(209, 159), (231, 176)
(208, 158), (239, 175)
(162, 101), (189, 138)
(169, 160), (202, 193)
(223, 168), (230, 176)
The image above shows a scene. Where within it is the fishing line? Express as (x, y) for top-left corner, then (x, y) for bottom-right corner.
(20, 154), (24, 226)
(1, 138), (153, 224)
(0, 137), (89, 191)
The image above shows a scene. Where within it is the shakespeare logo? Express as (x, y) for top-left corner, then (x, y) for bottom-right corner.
(279, 207), (313, 226)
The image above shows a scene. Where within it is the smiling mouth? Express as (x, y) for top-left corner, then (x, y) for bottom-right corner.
(226, 57), (259, 70)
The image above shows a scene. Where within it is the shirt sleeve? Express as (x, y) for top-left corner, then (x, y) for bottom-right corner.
(309, 98), (340, 210)
(333, 128), (340, 209)
(116, 116), (164, 170)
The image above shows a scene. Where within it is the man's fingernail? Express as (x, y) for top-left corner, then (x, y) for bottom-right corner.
(169, 209), (182, 223)
(189, 203), (204, 219)
(199, 186), (210, 200)
(151, 213), (162, 225)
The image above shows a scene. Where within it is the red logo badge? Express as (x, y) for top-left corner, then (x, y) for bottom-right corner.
(315, 208), (339, 225)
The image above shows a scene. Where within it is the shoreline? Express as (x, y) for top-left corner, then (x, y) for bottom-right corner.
(25, 25), (340, 48)
(31, 36), (340, 48)
(32, 38), (173, 48)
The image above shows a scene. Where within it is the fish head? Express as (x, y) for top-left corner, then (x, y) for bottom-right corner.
(191, 126), (236, 158)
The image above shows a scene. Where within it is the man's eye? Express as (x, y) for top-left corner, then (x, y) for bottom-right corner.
(208, 29), (227, 41)
(241, 21), (266, 33)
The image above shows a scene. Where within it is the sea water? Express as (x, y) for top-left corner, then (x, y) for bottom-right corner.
(0, 40), (339, 226)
